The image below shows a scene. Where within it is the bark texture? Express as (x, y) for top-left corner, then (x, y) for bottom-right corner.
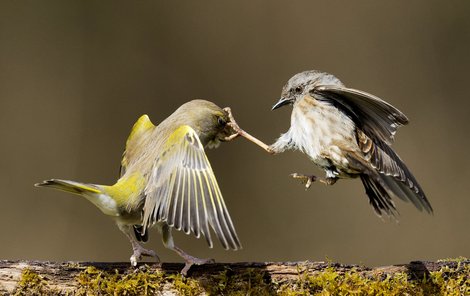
(1, 259), (469, 295)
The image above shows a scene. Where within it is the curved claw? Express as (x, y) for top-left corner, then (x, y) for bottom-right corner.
(291, 173), (317, 189)
(223, 107), (273, 153)
(130, 247), (160, 267)
(180, 257), (215, 276)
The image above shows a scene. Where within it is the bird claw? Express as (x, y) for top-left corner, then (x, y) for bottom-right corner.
(320, 177), (338, 186)
(223, 107), (274, 153)
(223, 130), (240, 141)
(291, 173), (317, 189)
(130, 246), (160, 267)
(180, 256), (215, 276)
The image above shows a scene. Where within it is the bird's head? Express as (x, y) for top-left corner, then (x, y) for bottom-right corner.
(177, 99), (232, 148)
(272, 70), (344, 110)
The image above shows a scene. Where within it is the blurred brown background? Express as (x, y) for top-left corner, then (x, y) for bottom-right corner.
(1, 1), (469, 266)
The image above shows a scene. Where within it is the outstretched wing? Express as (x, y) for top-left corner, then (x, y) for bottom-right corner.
(355, 130), (432, 215)
(313, 85), (409, 145)
(120, 115), (156, 177)
(142, 125), (241, 250)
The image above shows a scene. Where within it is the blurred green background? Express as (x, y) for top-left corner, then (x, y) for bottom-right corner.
(1, 1), (469, 266)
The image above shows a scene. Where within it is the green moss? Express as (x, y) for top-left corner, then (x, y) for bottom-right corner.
(205, 268), (275, 295)
(167, 274), (204, 295)
(423, 262), (470, 295)
(277, 261), (470, 296)
(76, 266), (163, 295)
(290, 267), (418, 295)
(73, 260), (469, 295)
(15, 259), (466, 295)
(437, 256), (468, 263)
(14, 269), (51, 296)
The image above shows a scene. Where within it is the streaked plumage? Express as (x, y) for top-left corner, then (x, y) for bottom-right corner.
(36, 99), (241, 275)
(271, 70), (432, 216)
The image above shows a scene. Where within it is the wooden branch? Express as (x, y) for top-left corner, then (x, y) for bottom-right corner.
(1, 259), (469, 295)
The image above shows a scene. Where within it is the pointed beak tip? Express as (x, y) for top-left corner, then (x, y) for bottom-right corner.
(271, 98), (290, 111)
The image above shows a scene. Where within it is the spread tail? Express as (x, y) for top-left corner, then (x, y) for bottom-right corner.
(360, 171), (433, 217)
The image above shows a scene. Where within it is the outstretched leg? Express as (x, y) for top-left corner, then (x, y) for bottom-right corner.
(161, 223), (214, 276)
(117, 223), (159, 266)
(223, 107), (275, 154)
(291, 173), (317, 189)
(291, 173), (338, 189)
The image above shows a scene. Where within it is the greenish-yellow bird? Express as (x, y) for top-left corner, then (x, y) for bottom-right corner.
(35, 99), (241, 275)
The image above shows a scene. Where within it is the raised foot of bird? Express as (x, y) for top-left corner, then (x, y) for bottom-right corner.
(130, 246), (160, 267)
(290, 173), (318, 189)
(320, 177), (338, 186)
(223, 107), (275, 154)
(180, 256), (215, 276)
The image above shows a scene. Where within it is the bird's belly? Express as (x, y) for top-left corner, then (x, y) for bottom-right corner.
(291, 102), (361, 178)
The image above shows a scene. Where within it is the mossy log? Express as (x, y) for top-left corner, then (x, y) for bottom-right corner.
(1, 259), (469, 295)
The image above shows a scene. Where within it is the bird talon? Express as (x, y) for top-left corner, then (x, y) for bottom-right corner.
(305, 179), (312, 189)
(130, 246), (159, 266)
(181, 263), (193, 277)
(180, 256), (215, 276)
(224, 131), (240, 141)
(320, 177), (338, 186)
(291, 173), (317, 189)
(130, 256), (138, 267)
(223, 106), (272, 153)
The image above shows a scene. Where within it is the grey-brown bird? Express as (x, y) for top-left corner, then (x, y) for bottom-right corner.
(270, 70), (432, 216)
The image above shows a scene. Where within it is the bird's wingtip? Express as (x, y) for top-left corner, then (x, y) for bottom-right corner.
(34, 180), (49, 187)
(34, 179), (60, 187)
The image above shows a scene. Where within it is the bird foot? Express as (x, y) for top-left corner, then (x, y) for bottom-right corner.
(180, 255), (215, 276)
(291, 173), (317, 189)
(130, 246), (160, 267)
(320, 177), (338, 186)
(291, 173), (338, 188)
(223, 107), (274, 154)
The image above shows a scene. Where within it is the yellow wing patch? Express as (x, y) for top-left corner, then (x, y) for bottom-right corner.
(127, 115), (155, 146)
(164, 125), (196, 150)
(121, 115), (156, 175)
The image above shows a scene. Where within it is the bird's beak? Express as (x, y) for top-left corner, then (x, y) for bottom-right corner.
(272, 97), (292, 110)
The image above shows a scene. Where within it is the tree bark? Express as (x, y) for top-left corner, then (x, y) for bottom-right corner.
(1, 259), (468, 295)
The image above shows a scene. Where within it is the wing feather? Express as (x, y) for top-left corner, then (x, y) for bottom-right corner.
(356, 130), (432, 214)
(200, 170), (214, 247)
(314, 85), (408, 144)
(142, 125), (241, 250)
(309, 85), (432, 215)
(120, 115), (156, 177)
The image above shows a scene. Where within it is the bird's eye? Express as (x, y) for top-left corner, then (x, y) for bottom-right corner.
(294, 86), (303, 93)
(217, 117), (226, 126)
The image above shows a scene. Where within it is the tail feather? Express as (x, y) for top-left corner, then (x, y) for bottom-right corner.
(360, 171), (434, 217)
(381, 175), (426, 212)
(35, 179), (102, 196)
(360, 174), (398, 217)
(348, 152), (432, 216)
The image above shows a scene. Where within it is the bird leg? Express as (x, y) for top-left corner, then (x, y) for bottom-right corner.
(291, 173), (318, 189)
(291, 173), (338, 189)
(223, 107), (275, 154)
(161, 224), (214, 276)
(321, 177), (338, 186)
(172, 246), (215, 276)
(118, 224), (159, 266)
